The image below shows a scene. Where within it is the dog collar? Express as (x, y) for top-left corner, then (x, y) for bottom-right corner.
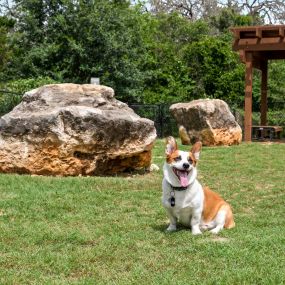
(168, 179), (196, 191)
(168, 183), (190, 207)
(170, 185), (189, 191)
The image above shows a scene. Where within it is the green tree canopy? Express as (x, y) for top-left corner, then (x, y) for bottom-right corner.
(1, 0), (285, 115)
(6, 0), (147, 102)
(0, 15), (14, 73)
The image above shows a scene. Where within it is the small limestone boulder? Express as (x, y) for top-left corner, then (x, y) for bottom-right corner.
(0, 84), (156, 176)
(170, 99), (242, 146)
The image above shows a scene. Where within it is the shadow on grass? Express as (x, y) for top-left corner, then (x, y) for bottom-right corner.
(151, 223), (191, 234)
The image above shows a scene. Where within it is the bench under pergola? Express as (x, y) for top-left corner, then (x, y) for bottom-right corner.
(231, 25), (285, 141)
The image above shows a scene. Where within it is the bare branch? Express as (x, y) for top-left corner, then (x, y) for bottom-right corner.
(149, 0), (220, 20)
(237, 0), (285, 24)
(0, 0), (19, 18)
(148, 0), (285, 24)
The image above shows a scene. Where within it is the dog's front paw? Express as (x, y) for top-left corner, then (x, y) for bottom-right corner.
(191, 226), (202, 235)
(166, 224), (177, 232)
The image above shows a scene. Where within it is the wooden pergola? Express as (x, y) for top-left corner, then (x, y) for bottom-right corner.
(231, 25), (285, 141)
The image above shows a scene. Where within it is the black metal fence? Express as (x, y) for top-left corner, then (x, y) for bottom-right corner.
(129, 103), (248, 138)
(129, 103), (178, 138)
(130, 103), (285, 138)
(1, 89), (284, 138)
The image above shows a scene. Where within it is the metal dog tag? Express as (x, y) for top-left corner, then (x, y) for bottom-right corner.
(170, 191), (175, 207)
(170, 196), (175, 207)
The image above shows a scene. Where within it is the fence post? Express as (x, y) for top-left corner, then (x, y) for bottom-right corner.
(158, 104), (163, 138)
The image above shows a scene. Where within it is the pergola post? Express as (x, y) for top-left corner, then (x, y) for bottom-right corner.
(244, 52), (253, 142)
(260, 60), (268, 125)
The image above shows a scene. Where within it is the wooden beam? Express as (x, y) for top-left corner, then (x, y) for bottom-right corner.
(235, 50), (285, 62)
(233, 37), (285, 51)
(256, 28), (262, 39)
(260, 60), (268, 126)
(239, 50), (246, 63)
(252, 54), (264, 70)
(251, 52), (267, 69)
(279, 27), (284, 38)
(233, 30), (240, 40)
(231, 25), (285, 34)
(244, 52), (253, 142)
(264, 50), (285, 60)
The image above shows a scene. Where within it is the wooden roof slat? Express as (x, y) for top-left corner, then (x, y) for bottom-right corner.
(231, 25), (285, 33)
(231, 25), (285, 66)
(232, 26), (285, 39)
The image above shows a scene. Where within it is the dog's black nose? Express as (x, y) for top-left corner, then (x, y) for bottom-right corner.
(183, 163), (190, 169)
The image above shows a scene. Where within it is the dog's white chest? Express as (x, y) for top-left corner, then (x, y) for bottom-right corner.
(162, 179), (204, 226)
(172, 187), (200, 209)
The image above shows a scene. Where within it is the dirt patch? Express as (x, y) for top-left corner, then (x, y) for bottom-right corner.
(210, 236), (230, 243)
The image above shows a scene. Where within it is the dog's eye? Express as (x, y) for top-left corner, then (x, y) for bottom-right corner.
(174, 156), (181, 162)
(188, 157), (193, 164)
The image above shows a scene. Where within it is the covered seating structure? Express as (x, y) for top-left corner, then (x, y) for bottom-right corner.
(231, 25), (285, 141)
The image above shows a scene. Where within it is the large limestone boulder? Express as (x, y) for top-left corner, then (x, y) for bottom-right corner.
(170, 99), (242, 146)
(0, 84), (156, 176)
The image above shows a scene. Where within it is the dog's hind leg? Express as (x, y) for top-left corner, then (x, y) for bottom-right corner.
(209, 209), (226, 234)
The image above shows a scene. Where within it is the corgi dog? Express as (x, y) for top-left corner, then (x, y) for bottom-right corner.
(162, 137), (235, 235)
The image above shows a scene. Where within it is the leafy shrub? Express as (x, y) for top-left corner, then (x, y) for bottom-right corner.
(0, 76), (59, 115)
(1, 76), (59, 95)
(0, 92), (22, 116)
(183, 36), (244, 105)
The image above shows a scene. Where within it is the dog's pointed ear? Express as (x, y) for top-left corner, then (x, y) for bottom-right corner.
(191, 141), (202, 160)
(165, 136), (177, 156)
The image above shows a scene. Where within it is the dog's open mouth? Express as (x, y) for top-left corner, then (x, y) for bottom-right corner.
(173, 168), (190, 187)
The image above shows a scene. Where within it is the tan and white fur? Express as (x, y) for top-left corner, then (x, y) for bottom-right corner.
(162, 137), (235, 235)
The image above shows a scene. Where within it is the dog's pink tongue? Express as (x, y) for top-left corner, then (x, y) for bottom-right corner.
(179, 171), (188, 187)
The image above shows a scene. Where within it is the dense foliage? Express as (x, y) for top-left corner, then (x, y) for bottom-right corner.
(0, 0), (285, 123)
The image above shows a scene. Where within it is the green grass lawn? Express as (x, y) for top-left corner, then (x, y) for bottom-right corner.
(0, 140), (285, 284)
